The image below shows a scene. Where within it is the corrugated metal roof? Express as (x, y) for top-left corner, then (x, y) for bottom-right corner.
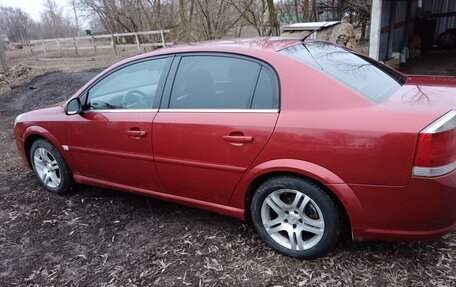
(422, 0), (456, 39)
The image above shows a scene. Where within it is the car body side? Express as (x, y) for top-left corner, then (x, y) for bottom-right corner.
(14, 41), (456, 242)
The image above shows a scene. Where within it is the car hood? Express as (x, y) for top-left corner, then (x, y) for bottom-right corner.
(16, 106), (65, 124)
(50, 100), (67, 108)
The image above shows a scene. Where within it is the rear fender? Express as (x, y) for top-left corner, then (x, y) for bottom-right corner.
(229, 159), (367, 230)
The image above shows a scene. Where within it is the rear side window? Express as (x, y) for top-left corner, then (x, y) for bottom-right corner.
(169, 55), (278, 109)
(252, 67), (279, 109)
(281, 42), (404, 102)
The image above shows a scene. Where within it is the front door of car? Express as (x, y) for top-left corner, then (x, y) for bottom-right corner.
(153, 55), (280, 204)
(66, 56), (172, 191)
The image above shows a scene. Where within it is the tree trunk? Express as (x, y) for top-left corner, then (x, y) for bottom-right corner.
(303, 0), (309, 22)
(179, 0), (187, 42)
(293, 0), (299, 23)
(156, 0), (162, 30)
(266, 0), (279, 36)
(311, 0), (317, 22)
(360, 19), (367, 42)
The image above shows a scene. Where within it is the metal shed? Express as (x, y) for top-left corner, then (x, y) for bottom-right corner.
(369, 0), (456, 61)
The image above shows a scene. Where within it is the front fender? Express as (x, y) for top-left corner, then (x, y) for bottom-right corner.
(22, 126), (75, 172)
(228, 159), (367, 230)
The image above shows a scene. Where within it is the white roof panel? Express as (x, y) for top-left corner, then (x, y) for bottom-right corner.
(282, 21), (340, 31)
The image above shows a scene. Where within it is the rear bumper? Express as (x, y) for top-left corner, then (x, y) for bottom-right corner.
(350, 170), (456, 241)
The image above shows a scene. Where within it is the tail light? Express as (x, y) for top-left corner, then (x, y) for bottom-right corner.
(413, 110), (456, 177)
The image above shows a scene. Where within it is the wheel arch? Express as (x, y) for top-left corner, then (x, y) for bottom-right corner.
(22, 126), (74, 171)
(229, 159), (368, 232)
(24, 133), (47, 167)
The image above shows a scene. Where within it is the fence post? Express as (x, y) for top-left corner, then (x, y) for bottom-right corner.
(30, 43), (34, 56)
(111, 34), (117, 56)
(91, 35), (97, 55)
(160, 30), (166, 47)
(0, 37), (6, 73)
(135, 33), (141, 53)
(72, 37), (79, 56)
(41, 40), (47, 54)
(56, 39), (62, 55)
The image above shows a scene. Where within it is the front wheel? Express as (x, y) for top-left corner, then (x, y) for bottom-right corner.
(30, 139), (73, 194)
(251, 176), (342, 259)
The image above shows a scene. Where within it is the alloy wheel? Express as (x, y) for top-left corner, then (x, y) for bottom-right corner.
(260, 189), (325, 250)
(33, 147), (61, 188)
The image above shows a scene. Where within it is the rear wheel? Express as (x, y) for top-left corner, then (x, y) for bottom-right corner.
(437, 30), (456, 48)
(30, 139), (73, 194)
(251, 176), (341, 259)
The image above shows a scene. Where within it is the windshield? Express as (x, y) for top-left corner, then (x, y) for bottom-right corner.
(281, 42), (406, 102)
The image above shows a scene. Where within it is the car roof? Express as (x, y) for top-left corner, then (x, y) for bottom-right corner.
(170, 37), (302, 52)
(111, 37), (303, 69)
(130, 37), (302, 60)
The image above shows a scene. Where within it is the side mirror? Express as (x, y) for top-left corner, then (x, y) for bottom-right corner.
(66, 98), (82, 115)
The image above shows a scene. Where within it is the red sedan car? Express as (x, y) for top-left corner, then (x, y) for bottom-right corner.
(13, 38), (456, 259)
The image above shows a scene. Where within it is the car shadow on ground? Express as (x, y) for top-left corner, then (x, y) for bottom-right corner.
(53, 172), (450, 262)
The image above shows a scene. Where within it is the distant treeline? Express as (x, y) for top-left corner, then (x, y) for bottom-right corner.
(0, 0), (371, 42)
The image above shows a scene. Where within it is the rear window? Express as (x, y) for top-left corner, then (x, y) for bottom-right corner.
(281, 42), (405, 102)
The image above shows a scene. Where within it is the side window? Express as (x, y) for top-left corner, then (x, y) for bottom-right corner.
(169, 56), (261, 109)
(251, 67), (279, 109)
(87, 58), (167, 110)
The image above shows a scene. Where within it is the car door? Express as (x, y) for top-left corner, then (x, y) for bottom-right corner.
(66, 56), (172, 191)
(153, 54), (280, 204)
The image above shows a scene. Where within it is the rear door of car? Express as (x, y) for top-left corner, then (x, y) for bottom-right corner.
(153, 53), (280, 204)
(66, 56), (172, 191)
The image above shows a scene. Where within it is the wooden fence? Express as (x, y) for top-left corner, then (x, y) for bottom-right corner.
(29, 30), (173, 56)
(0, 37), (6, 72)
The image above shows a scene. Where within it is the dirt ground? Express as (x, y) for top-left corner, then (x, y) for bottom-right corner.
(0, 47), (139, 95)
(399, 49), (456, 76)
(0, 48), (455, 286)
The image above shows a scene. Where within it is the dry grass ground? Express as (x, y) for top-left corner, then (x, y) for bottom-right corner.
(0, 44), (455, 286)
(0, 46), (141, 95)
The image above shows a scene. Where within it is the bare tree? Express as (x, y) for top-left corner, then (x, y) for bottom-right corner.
(346, 0), (370, 41)
(293, 0), (299, 22)
(192, 0), (244, 40)
(0, 7), (33, 42)
(316, 0), (370, 40)
(39, 0), (78, 39)
(230, 0), (269, 36)
(266, 0), (279, 36)
(71, 0), (80, 36)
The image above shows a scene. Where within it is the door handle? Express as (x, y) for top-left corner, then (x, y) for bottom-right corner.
(127, 130), (147, 137)
(223, 135), (253, 143)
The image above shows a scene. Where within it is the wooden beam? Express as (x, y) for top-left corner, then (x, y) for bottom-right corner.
(72, 37), (79, 56)
(56, 39), (61, 55)
(111, 34), (117, 56)
(135, 33), (141, 53)
(160, 30), (166, 47)
(369, 0), (383, 60)
(91, 35), (97, 54)
(41, 40), (47, 54)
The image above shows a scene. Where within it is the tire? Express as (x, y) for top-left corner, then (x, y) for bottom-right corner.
(251, 176), (342, 259)
(30, 139), (73, 194)
(437, 30), (456, 49)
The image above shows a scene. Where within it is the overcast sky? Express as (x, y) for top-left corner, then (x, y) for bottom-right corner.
(0, 0), (71, 21)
